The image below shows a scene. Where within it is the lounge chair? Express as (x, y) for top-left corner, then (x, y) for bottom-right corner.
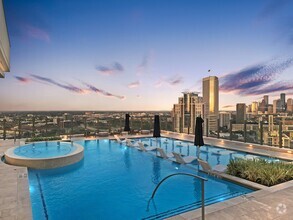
(137, 142), (157, 152)
(114, 135), (126, 143)
(126, 139), (139, 147)
(156, 148), (173, 159)
(172, 152), (197, 164)
(198, 159), (227, 173)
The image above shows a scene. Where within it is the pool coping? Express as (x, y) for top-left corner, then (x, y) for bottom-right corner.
(4, 142), (84, 169)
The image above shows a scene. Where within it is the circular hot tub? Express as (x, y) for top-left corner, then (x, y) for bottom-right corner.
(4, 141), (84, 169)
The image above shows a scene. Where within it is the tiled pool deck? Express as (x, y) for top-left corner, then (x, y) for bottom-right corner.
(0, 133), (292, 220)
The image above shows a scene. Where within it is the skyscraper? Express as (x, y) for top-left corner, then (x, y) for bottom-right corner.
(251, 102), (258, 115)
(287, 98), (293, 112)
(264, 95), (269, 106)
(172, 92), (204, 133)
(236, 103), (246, 124)
(202, 76), (219, 133)
(280, 93), (286, 112)
(273, 99), (280, 114)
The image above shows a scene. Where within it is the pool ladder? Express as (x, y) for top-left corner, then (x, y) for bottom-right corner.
(148, 173), (208, 220)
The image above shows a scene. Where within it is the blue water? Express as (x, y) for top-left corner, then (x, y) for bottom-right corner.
(141, 138), (287, 169)
(28, 138), (254, 220)
(14, 142), (77, 158)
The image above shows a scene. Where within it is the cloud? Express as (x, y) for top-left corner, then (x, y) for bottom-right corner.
(31, 75), (86, 94)
(8, 6), (51, 43)
(167, 76), (183, 86)
(222, 105), (234, 109)
(95, 62), (124, 75)
(24, 24), (50, 42)
(137, 55), (149, 75)
(154, 75), (183, 88)
(220, 58), (293, 95)
(127, 81), (140, 88)
(14, 76), (31, 84)
(242, 81), (293, 96)
(84, 83), (125, 100)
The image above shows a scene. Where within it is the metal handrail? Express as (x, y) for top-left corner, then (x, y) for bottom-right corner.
(149, 172), (208, 220)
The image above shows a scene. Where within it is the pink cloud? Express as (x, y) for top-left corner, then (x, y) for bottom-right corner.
(24, 24), (50, 42)
(127, 81), (140, 88)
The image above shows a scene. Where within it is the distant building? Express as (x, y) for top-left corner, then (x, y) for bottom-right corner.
(171, 92), (204, 133)
(0, 0), (10, 78)
(219, 112), (231, 128)
(273, 99), (280, 114)
(263, 95), (269, 106)
(236, 103), (246, 123)
(267, 105), (273, 114)
(280, 93), (286, 112)
(251, 102), (258, 115)
(202, 76), (219, 133)
(287, 98), (293, 112)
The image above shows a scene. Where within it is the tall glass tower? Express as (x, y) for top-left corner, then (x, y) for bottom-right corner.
(202, 76), (219, 133)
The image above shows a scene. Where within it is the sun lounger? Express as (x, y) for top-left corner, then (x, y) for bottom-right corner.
(114, 135), (126, 143)
(137, 142), (157, 152)
(172, 152), (197, 164)
(156, 147), (173, 159)
(126, 139), (139, 147)
(198, 159), (227, 173)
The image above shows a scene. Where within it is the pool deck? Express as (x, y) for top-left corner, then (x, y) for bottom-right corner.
(0, 134), (292, 220)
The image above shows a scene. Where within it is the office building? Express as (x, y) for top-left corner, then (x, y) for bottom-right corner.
(219, 111), (231, 128)
(280, 93), (286, 112)
(172, 92), (204, 133)
(236, 103), (246, 123)
(202, 76), (219, 133)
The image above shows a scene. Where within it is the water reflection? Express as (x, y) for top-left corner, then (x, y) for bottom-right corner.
(151, 157), (161, 184)
(123, 148), (131, 169)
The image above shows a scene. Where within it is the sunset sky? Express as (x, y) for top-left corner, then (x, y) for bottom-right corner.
(1, 0), (293, 111)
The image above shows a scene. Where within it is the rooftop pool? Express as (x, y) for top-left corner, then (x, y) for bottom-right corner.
(27, 137), (261, 220)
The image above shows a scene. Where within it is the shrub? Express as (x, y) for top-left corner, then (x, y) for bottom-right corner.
(226, 158), (293, 186)
(25, 136), (62, 142)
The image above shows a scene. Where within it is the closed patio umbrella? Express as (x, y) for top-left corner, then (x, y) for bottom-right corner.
(153, 115), (161, 137)
(124, 114), (131, 132)
(194, 116), (204, 146)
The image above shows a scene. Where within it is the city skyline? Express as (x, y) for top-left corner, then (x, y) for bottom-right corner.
(1, 0), (293, 111)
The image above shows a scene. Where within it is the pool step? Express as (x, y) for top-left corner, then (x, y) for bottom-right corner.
(142, 191), (243, 220)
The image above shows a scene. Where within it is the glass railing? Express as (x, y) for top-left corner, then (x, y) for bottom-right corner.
(0, 112), (292, 149)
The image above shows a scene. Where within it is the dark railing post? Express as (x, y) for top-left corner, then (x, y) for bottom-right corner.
(18, 118), (22, 139)
(32, 116), (35, 137)
(279, 122), (283, 148)
(217, 118), (220, 139)
(229, 120), (232, 140)
(45, 117), (48, 136)
(3, 119), (6, 140)
(201, 179), (205, 220)
(70, 117), (73, 138)
(244, 120), (247, 143)
(260, 121), (263, 145)
(206, 118), (209, 137)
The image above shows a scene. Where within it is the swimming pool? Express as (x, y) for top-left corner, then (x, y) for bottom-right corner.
(28, 138), (254, 220)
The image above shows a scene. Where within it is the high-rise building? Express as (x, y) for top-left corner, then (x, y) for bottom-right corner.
(273, 99), (280, 113)
(0, 0), (10, 78)
(264, 95), (269, 106)
(171, 92), (204, 133)
(219, 112), (231, 128)
(202, 76), (219, 133)
(280, 93), (286, 112)
(259, 99), (266, 113)
(267, 104), (273, 114)
(236, 103), (246, 123)
(268, 115), (274, 131)
(251, 102), (258, 115)
(287, 98), (293, 112)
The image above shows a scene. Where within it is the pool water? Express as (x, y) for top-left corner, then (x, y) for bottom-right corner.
(142, 137), (285, 169)
(14, 142), (77, 158)
(28, 138), (253, 220)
